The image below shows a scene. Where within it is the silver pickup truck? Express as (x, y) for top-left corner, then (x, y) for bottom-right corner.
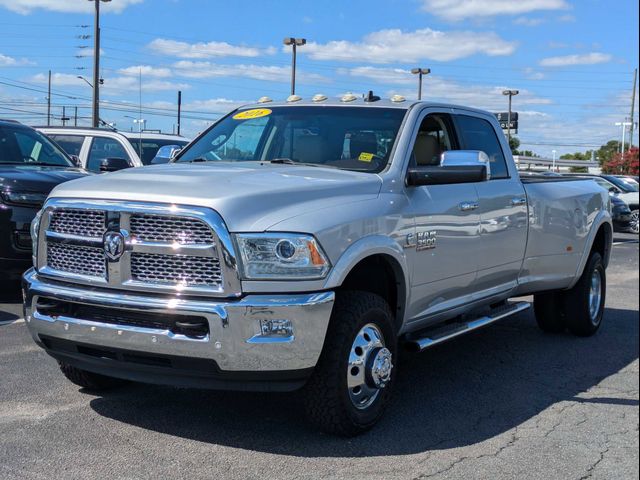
(23, 96), (613, 436)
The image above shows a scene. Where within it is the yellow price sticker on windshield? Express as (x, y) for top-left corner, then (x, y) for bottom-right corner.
(233, 108), (272, 120)
(358, 152), (374, 162)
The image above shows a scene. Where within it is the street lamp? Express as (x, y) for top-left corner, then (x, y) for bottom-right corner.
(552, 149), (557, 172)
(502, 89), (519, 143)
(283, 37), (306, 96)
(89, 0), (111, 128)
(614, 121), (633, 153)
(410, 68), (431, 100)
(77, 75), (93, 88)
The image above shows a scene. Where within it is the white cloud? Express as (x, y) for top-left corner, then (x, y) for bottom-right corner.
(118, 65), (172, 78)
(300, 28), (516, 63)
(513, 16), (545, 26)
(344, 66), (552, 109)
(0, 52), (34, 66)
(148, 39), (275, 59)
(420, 0), (569, 21)
(523, 67), (545, 80)
(539, 52), (612, 67)
(0, 0), (143, 14)
(172, 60), (329, 83)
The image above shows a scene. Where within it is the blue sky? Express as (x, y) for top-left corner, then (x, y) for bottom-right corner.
(0, 0), (638, 156)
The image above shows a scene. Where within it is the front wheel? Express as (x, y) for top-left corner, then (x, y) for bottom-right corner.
(303, 291), (397, 436)
(630, 210), (639, 235)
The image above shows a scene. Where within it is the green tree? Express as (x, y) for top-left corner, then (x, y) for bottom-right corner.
(595, 140), (623, 166)
(561, 151), (593, 173)
(508, 136), (520, 155)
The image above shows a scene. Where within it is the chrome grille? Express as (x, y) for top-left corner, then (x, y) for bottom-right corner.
(131, 253), (221, 287)
(49, 209), (105, 238)
(39, 200), (237, 296)
(130, 215), (214, 244)
(47, 243), (106, 278)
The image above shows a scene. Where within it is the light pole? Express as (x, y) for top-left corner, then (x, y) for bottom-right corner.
(410, 68), (431, 100)
(502, 89), (519, 143)
(552, 149), (557, 172)
(77, 75), (93, 88)
(283, 37), (306, 96)
(90, 0), (111, 128)
(615, 121), (632, 153)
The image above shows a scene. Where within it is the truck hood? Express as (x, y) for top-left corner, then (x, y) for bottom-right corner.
(48, 162), (383, 231)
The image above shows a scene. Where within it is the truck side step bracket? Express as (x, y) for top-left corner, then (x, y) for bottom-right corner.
(405, 301), (531, 352)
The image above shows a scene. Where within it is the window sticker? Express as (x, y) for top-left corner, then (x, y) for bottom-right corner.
(232, 108), (272, 120)
(358, 152), (374, 162)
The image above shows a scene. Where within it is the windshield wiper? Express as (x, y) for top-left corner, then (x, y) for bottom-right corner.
(265, 158), (337, 169)
(183, 158), (210, 163)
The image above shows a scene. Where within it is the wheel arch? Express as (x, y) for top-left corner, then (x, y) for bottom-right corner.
(323, 236), (409, 332)
(569, 216), (613, 288)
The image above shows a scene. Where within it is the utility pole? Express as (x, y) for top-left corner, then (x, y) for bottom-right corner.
(502, 89), (519, 143)
(91, 0), (110, 128)
(410, 68), (431, 100)
(630, 68), (637, 152)
(177, 90), (182, 136)
(74, 106), (78, 126)
(46, 70), (52, 126)
(283, 37), (306, 96)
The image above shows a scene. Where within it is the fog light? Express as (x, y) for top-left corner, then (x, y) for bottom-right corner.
(247, 319), (295, 343)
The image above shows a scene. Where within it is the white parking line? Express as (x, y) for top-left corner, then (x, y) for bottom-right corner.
(0, 318), (25, 326)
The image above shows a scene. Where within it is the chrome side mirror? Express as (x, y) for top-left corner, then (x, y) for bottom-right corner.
(440, 150), (491, 181)
(151, 145), (183, 164)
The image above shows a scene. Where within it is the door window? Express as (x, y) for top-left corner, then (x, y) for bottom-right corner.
(48, 135), (85, 156)
(411, 114), (455, 166)
(87, 137), (131, 172)
(456, 115), (509, 179)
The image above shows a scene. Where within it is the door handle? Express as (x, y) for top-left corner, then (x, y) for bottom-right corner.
(510, 197), (527, 206)
(458, 201), (479, 211)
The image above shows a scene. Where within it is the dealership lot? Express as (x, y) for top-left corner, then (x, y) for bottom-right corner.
(0, 234), (637, 480)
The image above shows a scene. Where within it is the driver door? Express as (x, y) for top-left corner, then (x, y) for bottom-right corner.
(404, 111), (481, 325)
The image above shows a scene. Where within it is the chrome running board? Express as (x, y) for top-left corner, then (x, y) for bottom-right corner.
(406, 301), (530, 352)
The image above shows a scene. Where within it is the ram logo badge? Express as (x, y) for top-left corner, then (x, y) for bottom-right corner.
(406, 230), (437, 250)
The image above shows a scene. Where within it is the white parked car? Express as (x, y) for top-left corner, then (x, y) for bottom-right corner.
(37, 127), (190, 173)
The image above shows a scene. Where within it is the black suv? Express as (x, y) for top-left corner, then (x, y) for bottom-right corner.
(0, 120), (89, 282)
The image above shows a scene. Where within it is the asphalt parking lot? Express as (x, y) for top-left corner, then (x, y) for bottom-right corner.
(0, 234), (638, 480)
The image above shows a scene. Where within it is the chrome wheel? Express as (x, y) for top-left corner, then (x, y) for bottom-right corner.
(630, 210), (639, 235)
(347, 323), (393, 410)
(589, 269), (603, 325)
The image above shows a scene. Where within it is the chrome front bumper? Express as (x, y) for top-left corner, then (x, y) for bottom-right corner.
(22, 270), (335, 388)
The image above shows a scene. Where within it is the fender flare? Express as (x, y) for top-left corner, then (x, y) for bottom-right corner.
(322, 235), (410, 311)
(568, 211), (613, 289)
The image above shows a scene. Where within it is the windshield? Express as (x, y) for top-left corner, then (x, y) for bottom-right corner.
(176, 106), (407, 173)
(127, 138), (190, 165)
(604, 175), (639, 192)
(0, 124), (73, 167)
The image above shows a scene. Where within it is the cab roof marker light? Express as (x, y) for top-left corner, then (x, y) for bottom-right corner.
(312, 94), (328, 102)
(341, 93), (357, 103)
(257, 96), (273, 103)
(390, 94), (406, 103)
(287, 95), (302, 103)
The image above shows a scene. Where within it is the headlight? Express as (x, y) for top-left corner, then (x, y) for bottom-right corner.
(235, 233), (330, 280)
(30, 209), (43, 268)
(1, 191), (48, 206)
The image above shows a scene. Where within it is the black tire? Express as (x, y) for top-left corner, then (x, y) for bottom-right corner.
(58, 362), (126, 390)
(630, 210), (639, 235)
(564, 252), (606, 337)
(303, 291), (397, 437)
(533, 292), (566, 333)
